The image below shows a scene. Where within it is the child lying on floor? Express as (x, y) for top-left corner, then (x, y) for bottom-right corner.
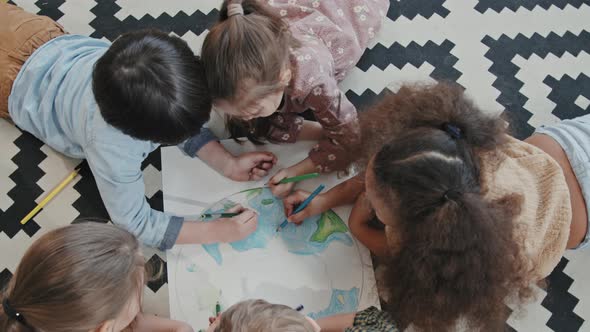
(0, 3), (258, 250)
(0, 223), (193, 332)
(191, 0), (389, 197)
(282, 82), (585, 330)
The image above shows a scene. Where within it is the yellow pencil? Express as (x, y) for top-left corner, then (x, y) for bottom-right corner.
(20, 165), (81, 225)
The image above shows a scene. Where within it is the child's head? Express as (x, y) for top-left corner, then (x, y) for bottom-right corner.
(93, 29), (211, 145)
(362, 83), (532, 331)
(201, 0), (297, 119)
(0, 223), (147, 332)
(208, 299), (319, 332)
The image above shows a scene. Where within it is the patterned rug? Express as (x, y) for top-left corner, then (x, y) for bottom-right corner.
(0, 1), (589, 330)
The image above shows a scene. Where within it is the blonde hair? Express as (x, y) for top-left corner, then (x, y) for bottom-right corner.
(0, 223), (146, 332)
(215, 299), (316, 332)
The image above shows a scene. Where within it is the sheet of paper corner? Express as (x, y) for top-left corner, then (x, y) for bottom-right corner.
(161, 139), (352, 219)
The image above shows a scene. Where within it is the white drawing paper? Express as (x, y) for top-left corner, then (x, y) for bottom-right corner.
(162, 140), (379, 330)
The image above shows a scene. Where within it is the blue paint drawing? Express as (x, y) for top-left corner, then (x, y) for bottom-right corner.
(308, 288), (360, 319)
(199, 188), (353, 265)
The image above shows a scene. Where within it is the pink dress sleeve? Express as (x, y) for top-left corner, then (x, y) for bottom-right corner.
(302, 76), (360, 173)
(267, 112), (305, 144)
(267, 78), (360, 173)
(264, 0), (390, 172)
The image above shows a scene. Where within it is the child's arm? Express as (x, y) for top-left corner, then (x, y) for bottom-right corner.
(267, 48), (360, 197)
(197, 140), (277, 181)
(282, 175), (365, 224)
(315, 313), (356, 332)
(269, 157), (317, 197)
(297, 120), (323, 141)
(348, 192), (390, 257)
(129, 312), (193, 332)
(176, 207), (258, 245)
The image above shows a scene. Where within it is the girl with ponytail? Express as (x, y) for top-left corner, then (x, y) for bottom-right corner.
(193, 0), (389, 196)
(287, 82), (584, 331)
(0, 223), (193, 332)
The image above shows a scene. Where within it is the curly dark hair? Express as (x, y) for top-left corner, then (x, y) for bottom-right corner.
(363, 83), (533, 331)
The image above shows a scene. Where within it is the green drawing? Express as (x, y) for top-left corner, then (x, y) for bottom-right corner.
(261, 198), (274, 205)
(239, 187), (263, 200)
(310, 210), (348, 243)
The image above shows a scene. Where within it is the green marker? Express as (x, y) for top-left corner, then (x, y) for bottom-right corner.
(201, 212), (240, 219)
(278, 172), (320, 184)
(216, 301), (222, 316)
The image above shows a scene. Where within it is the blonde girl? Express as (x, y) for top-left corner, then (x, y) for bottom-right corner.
(0, 223), (193, 332)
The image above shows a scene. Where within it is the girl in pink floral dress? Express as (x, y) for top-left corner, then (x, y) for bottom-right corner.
(195, 0), (389, 196)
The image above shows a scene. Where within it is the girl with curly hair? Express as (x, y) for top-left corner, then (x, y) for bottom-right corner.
(285, 82), (584, 331)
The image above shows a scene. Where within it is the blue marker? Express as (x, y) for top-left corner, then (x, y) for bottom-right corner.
(276, 184), (325, 232)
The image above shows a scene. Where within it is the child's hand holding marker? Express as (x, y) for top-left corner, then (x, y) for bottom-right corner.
(268, 168), (298, 197)
(283, 190), (330, 225)
(212, 205), (258, 243)
(269, 171), (321, 200)
(277, 184), (325, 231)
(269, 158), (318, 197)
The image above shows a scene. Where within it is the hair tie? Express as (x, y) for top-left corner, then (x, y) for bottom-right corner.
(442, 189), (462, 202)
(442, 123), (462, 139)
(227, 3), (244, 17)
(2, 299), (26, 324)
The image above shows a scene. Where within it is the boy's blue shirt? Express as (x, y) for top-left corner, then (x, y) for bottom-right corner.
(8, 34), (216, 249)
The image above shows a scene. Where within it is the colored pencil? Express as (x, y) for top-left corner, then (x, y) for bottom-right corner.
(277, 172), (320, 184)
(20, 165), (82, 225)
(200, 212), (240, 219)
(276, 184), (325, 232)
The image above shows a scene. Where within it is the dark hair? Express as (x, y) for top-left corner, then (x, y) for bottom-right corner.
(0, 223), (147, 332)
(227, 116), (272, 145)
(365, 83), (532, 331)
(93, 29), (211, 144)
(202, 0), (297, 106)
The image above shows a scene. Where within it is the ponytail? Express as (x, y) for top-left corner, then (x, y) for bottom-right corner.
(1, 293), (31, 332)
(0, 223), (147, 332)
(202, 0), (298, 105)
(366, 82), (531, 331)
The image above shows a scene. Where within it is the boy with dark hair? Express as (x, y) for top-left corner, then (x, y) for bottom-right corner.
(0, 3), (257, 249)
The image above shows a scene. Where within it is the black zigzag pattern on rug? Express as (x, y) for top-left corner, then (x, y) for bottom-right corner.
(542, 257), (585, 332)
(0, 268), (13, 292)
(356, 40), (461, 81)
(0, 132), (45, 238)
(34, 0), (65, 20)
(482, 31), (590, 139)
(475, 0), (590, 14)
(544, 74), (590, 120)
(71, 162), (110, 222)
(387, 0), (450, 20)
(89, 0), (219, 41)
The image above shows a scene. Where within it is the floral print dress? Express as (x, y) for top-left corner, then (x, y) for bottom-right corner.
(265, 0), (390, 172)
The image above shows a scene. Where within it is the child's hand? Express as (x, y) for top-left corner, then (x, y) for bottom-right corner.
(223, 151), (277, 181)
(268, 168), (296, 197)
(206, 314), (221, 332)
(282, 190), (329, 224)
(213, 208), (258, 243)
